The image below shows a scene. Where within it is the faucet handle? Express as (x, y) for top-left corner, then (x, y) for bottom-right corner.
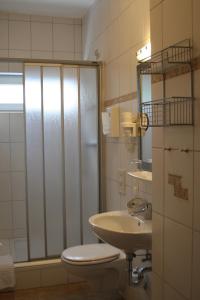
(127, 198), (152, 220)
(127, 197), (147, 214)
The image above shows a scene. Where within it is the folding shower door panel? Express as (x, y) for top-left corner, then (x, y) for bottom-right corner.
(42, 67), (64, 256)
(80, 68), (99, 244)
(25, 66), (46, 259)
(24, 64), (99, 260)
(25, 65), (64, 258)
(63, 67), (81, 247)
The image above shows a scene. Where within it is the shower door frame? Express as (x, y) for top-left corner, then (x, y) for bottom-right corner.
(0, 57), (104, 262)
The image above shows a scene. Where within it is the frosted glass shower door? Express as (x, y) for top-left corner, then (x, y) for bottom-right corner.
(63, 67), (81, 246)
(24, 63), (99, 260)
(42, 67), (64, 256)
(80, 68), (99, 244)
(25, 65), (64, 258)
(25, 66), (46, 259)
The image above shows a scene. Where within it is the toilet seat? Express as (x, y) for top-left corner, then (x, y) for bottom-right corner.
(62, 243), (120, 266)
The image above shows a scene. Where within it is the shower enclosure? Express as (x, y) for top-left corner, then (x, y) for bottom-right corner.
(0, 61), (100, 262)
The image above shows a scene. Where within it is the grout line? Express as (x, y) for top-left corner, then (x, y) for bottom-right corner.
(164, 279), (190, 300)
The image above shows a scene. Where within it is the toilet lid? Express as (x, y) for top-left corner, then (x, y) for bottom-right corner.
(62, 244), (120, 265)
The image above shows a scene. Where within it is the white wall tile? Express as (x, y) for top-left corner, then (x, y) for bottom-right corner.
(10, 143), (25, 171)
(53, 24), (74, 52)
(164, 283), (186, 300)
(16, 269), (40, 289)
(105, 179), (111, 210)
(163, 0), (192, 48)
(9, 21), (31, 50)
(109, 0), (120, 22)
(152, 273), (163, 300)
(31, 15), (52, 23)
(119, 5), (134, 54)
(8, 62), (23, 73)
(0, 20), (8, 50)
(194, 152), (200, 231)
(0, 51), (9, 59)
(9, 49), (31, 58)
(105, 60), (120, 100)
(164, 150), (193, 227)
(0, 113), (9, 142)
(0, 202), (12, 230)
(53, 17), (74, 25)
(0, 143), (10, 171)
(74, 52), (82, 60)
(152, 148), (164, 214)
(150, 0), (163, 10)
(53, 51), (74, 60)
(0, 12), (9, 20)
(31, 51), (53, 59)
(107, 19), (120, 62)
(75, 25), (82, 53)
(10, 113), (24, 142)
(0, 239), (11, 255)
(0, 173), (11, 202)
(0, 229), (12, 239)
(150, 4), (163, 53)
(40, 266), (68, 286)
(164, 218), (192, 298)
(194, 69), (200, 151)
(120, 0), (134, 14)
(192, 231), (200, 300)
(193, 0), (200, 57)
(152, 212), (163, 276)
(13, 229), (27, 239)
(106, 179), (121, 211)
(105, 141), (120, 181)
(120, 185), (134, 210)
(9, 14), (30, 22)
(119, 140), (137, 174)
(31, 22), (53, 51)
(11, 172), (25, 201)
(119, 51), (132, 96)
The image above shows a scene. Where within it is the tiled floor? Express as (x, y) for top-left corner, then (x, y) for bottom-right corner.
(0, 283), (123, 300)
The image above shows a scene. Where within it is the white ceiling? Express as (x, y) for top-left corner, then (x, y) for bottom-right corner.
(0, 0), (95, 18)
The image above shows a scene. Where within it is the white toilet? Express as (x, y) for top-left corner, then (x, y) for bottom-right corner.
(61, 243), (127, 299)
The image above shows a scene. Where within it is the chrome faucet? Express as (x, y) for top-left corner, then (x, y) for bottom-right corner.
(127, 198), (152, 220)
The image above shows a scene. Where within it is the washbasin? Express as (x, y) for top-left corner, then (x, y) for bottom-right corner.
(89, 210), (152, 254)
(128, 170), (152, 182)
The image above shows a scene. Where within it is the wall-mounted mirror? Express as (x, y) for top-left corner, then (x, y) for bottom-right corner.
(138, 74), (152, 171)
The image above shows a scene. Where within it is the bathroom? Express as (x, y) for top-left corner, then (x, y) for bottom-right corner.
(0, 0), (199, 299)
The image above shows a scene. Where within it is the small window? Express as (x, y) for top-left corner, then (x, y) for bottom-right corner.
(0, 73), (23, 111)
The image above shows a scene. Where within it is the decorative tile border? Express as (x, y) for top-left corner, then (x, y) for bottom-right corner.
(152, 55), (200, 83)
(104, 92), (137, 107)
(104, 55), (200, 107)
(168, 173), (188, 201)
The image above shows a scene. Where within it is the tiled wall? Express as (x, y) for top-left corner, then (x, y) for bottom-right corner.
(0, 11), (82, 262)
(150, 0), (200, 299)
(83, 0), (152, 211)
(0, 11), (82, 70)
(0, 112), (27, 262)
(15, 259), (83, 290)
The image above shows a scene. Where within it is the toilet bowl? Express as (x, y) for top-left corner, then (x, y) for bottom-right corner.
(61, 243), (127, 299)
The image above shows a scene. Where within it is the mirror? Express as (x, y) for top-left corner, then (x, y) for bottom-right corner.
(138, 74), (152, 171)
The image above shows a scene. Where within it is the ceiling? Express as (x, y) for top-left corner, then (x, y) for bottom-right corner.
(0, 0), (95, 18)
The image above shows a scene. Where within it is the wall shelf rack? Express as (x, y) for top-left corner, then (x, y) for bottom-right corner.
(137, 39), (194, 127)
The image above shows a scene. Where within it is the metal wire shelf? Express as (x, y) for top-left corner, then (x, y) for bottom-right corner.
(138, 39), (192, 75)
(141, 97), (194, 127)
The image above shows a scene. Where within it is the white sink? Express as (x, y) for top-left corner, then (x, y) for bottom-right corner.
(128, 170), (152, 182)
(89, 210), (152, 253)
